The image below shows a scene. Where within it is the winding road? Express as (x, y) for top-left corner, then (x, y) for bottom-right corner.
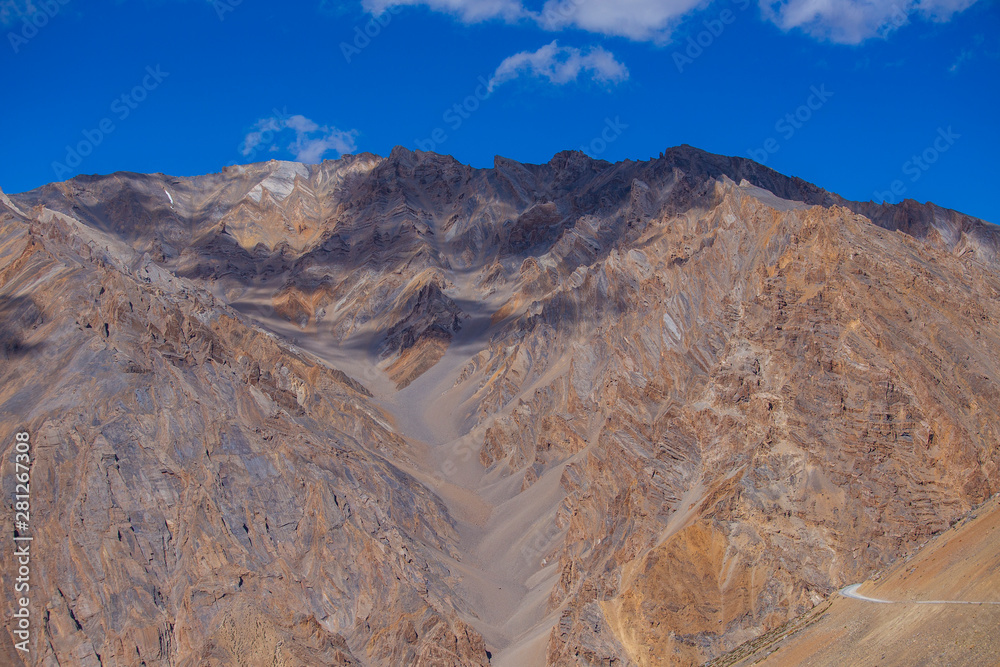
(840, 583), (1000, 605)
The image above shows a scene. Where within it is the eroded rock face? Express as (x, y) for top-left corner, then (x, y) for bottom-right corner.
(1, 145), (998, 666)
(0, 199), (488, 667)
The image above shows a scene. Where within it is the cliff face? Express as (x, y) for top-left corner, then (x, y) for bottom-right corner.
(1, 145), (998, 666)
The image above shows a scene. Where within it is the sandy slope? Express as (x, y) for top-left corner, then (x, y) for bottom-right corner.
(711, 494), (1000, 667)
(224, 263), (568, 663)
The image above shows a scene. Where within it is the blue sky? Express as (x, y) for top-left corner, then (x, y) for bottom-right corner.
(1, 0), (997, 222)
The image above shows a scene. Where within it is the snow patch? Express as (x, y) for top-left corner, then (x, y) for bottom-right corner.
(164, 189), (174, 205)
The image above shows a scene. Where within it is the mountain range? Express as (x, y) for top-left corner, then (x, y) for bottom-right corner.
(1, 144), (998, 666)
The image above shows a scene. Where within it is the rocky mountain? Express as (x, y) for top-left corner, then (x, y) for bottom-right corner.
(1, 145), (998, 666)
(710, 492), (1000, 666)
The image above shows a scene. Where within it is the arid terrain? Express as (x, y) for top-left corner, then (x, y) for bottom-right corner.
(1, 145), (998, 665)
(709, 493), (1000, 666)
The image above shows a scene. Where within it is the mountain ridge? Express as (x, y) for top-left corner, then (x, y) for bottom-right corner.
(2, 144), (998, 666)
(12, 143), (997, 245)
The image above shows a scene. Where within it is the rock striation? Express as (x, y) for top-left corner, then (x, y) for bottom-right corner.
(708, 493), (1000, 666)
(1, 145), (998, 666)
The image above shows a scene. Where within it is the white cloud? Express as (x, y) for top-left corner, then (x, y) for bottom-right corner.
(242, 118), (282, 157)
(916, 0), (981, 21)
(362, 0), (982, 44)
(761, 0), (980, 44)
(284, 115), (320, 135)
(289, 127), (359, 163)
(488, 40), (629, 91)
(536, 0), (707, 42)
(362, 0), (704, 41)
(242, 113), (358, 163)
(362, 0), (525, 22)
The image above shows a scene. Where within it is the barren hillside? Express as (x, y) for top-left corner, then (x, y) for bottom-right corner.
(2, 145), (998, 665)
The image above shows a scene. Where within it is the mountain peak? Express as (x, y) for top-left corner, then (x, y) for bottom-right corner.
(3, 141), (1000, 666)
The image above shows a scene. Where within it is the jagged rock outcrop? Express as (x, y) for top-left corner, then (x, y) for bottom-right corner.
(0, 193), (489, 667)
(1, 146), (997, 666)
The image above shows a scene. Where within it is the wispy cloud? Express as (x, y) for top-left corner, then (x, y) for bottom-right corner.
(363, 0), (982, 44)
(488, 41), (629, 92)
(761, 0), (980, 44)
(362, 0), (525, 22)
(949, 47), (974, 72)
(242, 114), (358, 163)
(948, 33), (991, 73)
